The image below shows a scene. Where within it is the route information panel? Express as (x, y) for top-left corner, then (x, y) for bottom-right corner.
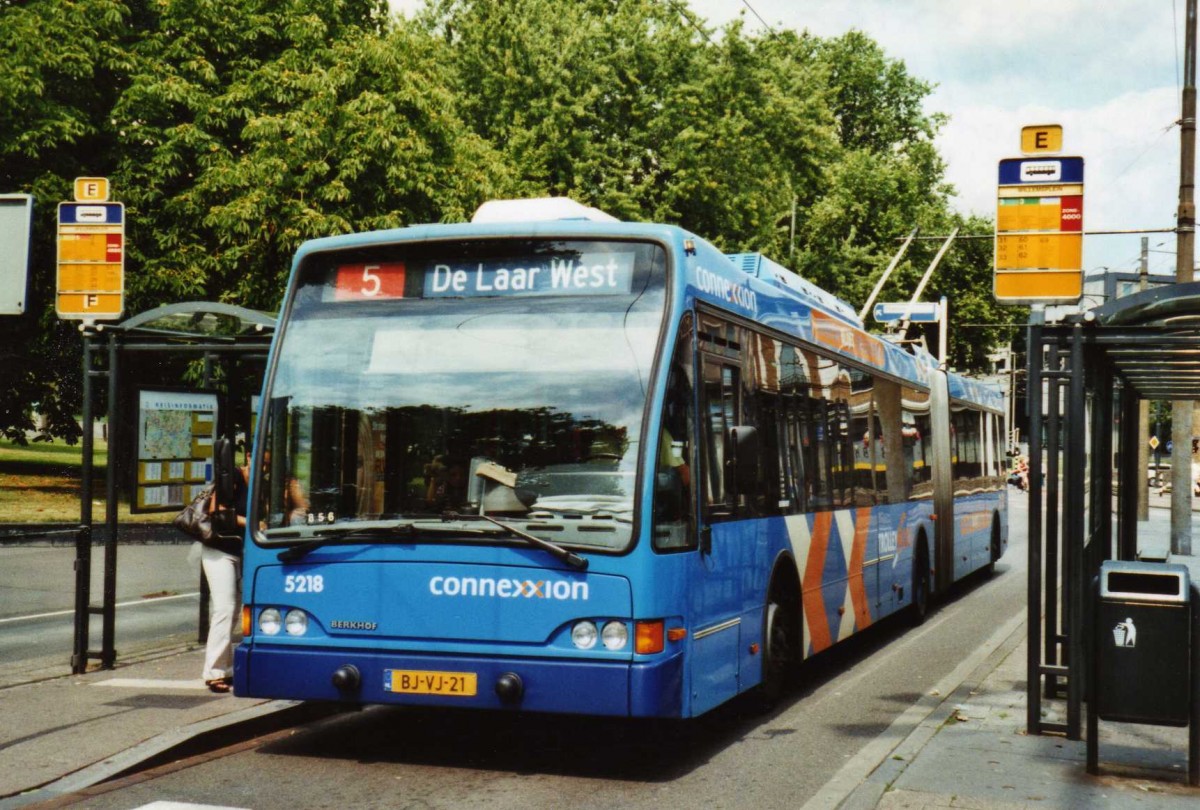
(993, 156), (1084, 305)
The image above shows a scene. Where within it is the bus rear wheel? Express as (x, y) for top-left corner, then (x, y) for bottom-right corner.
(911, 542), (930, 626)
(986, 518), (1001, 577)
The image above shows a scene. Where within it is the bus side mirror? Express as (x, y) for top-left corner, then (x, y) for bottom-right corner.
(726, 426), (759, 497)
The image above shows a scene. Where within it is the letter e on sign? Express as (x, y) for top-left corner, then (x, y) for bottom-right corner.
(1020, 125), (1063, 155)
(73, 177), (110, 202)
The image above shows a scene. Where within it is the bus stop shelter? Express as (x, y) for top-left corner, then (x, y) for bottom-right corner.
(74, 302), (274, 673)
(1026, 281), (1200, 739)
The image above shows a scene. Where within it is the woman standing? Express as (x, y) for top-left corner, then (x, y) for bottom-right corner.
(201, 459), (247, 693)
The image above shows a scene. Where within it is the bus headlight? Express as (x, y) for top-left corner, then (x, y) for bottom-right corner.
(601, 621), (628, 650)
(259, 608), (282, 636)
(285, 609), (308, 636)
(571, 620), (598, 649)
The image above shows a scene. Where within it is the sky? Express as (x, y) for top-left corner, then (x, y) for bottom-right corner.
(686, 0), (1185, 278)
(389, 0), (1187, 278)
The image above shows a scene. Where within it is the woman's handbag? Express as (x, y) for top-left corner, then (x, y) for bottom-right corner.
(173, 486), (215, 542)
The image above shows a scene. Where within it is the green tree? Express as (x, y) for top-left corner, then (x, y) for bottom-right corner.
(0, 0), (1013, 443)
(0, 0), (143, 442)
(1, 0), (509, 442)
(113, 1), (507, 310)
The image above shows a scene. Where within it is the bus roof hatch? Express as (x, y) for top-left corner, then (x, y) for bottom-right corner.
(471, 198), (620, 224)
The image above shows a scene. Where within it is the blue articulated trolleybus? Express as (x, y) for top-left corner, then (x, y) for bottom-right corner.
(234, 199), (1007, 717)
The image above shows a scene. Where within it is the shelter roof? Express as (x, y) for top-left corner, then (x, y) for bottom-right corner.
(112, 302), (275, 342)
(1083, 280), (1200, 400)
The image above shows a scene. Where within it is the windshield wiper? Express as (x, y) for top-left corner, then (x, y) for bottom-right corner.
(273, 520), (501, 563)
(445, 512), (589, 570)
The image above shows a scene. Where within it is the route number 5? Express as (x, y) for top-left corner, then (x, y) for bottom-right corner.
(361, 265), (382, 297)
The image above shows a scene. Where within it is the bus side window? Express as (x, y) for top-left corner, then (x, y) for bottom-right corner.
(701, 358), (740, 519)
(905, 386), (933, 495)
(875, 377), (908, 504)
(746, 332), (784, 516)
(847, 366), (875, 506)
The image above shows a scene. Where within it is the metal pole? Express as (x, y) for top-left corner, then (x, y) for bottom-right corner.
(1172, 0), (1197, 555)
(1026, 313), (1045, 733)
(73, 330), (94, 674)
(1137, 238), (1150, 521)
(1189, 582), (1200, 786)
(1093, 363), (1113, 566)
(1119, 387), (1141, 560)
(101, 333), (119, 668)
(1008, 344), (1018, 452)
(1067, 323), (1086, 740)
(1045, 347), (1061, 698)
(199, 352), (213, 644)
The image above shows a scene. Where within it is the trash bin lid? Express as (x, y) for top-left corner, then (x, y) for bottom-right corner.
(1100, 560), (1190, 604)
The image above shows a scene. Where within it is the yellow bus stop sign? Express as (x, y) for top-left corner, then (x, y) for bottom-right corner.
(993, 153), (1084, 305)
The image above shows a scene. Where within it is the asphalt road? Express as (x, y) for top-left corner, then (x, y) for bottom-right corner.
(66, 491), (1031, 810)
(0, 542), (203, 679)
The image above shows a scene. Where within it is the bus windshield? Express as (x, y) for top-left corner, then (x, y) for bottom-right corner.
(256, 239), (668, 553)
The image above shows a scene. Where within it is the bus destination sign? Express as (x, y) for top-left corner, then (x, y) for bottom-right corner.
(331, 250), (637, 301)
(425, 251), (635, 298)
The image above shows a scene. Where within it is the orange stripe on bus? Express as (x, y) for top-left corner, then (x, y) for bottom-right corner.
(803, 512), (833, 654)
(849, 510), (872, 631)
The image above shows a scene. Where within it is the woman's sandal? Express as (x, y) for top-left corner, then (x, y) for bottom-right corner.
(206, 678), (232, 694)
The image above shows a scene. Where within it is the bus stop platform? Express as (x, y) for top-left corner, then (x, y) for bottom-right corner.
(0, 644), (328, 809)
(841, 613), (1199, 809)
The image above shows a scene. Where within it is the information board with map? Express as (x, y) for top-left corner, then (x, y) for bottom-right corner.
(134, 389), (218, 513)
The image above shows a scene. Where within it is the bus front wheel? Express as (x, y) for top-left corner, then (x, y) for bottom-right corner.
(758, 593), (799, 707)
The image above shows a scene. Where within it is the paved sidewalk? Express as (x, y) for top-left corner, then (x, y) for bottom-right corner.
(0, 645), (310, 809)
(840, 623), (1200, 809)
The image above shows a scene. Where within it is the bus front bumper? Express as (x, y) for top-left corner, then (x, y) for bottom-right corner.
(233, 644), (685, 717)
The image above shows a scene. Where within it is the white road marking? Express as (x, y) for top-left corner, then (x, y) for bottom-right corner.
(129, 802), (249, 810)
(93, 678), (211, 690)
(0, 592), (199, 625)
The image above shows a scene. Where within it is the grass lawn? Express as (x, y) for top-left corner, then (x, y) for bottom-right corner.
(0, 438), (172, 524)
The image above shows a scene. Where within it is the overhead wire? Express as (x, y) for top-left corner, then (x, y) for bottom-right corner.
(665, 0), (718, 47)
(740, 0), (775, 34)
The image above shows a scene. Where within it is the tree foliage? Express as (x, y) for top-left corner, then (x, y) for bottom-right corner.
(0, 0), (1015, 443)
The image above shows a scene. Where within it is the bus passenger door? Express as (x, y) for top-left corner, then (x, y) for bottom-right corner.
(691, 354), (745, 714)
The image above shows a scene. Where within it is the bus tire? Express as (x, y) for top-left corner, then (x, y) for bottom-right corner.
(758, 579), (800, 708)
(986, 516), (1001, 577)
(911, 537), (930, 626)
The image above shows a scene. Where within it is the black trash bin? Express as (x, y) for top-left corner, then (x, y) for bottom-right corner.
(1094, 560), (1191, 726)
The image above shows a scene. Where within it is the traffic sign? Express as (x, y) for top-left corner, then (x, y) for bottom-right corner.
(57, 200), (124, 321)
(1021, 124), (1063, 154)
(994, 145), (1084, 305)
(73, 177), (109, 202)
(873, 301), (941, 323)
(1149, 436), (1160, 451)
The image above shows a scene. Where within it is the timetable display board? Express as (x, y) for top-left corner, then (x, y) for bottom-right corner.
(56, 199), (125, 320)
(993, 155), (1084, 305)
(133, 390), (218, 513)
